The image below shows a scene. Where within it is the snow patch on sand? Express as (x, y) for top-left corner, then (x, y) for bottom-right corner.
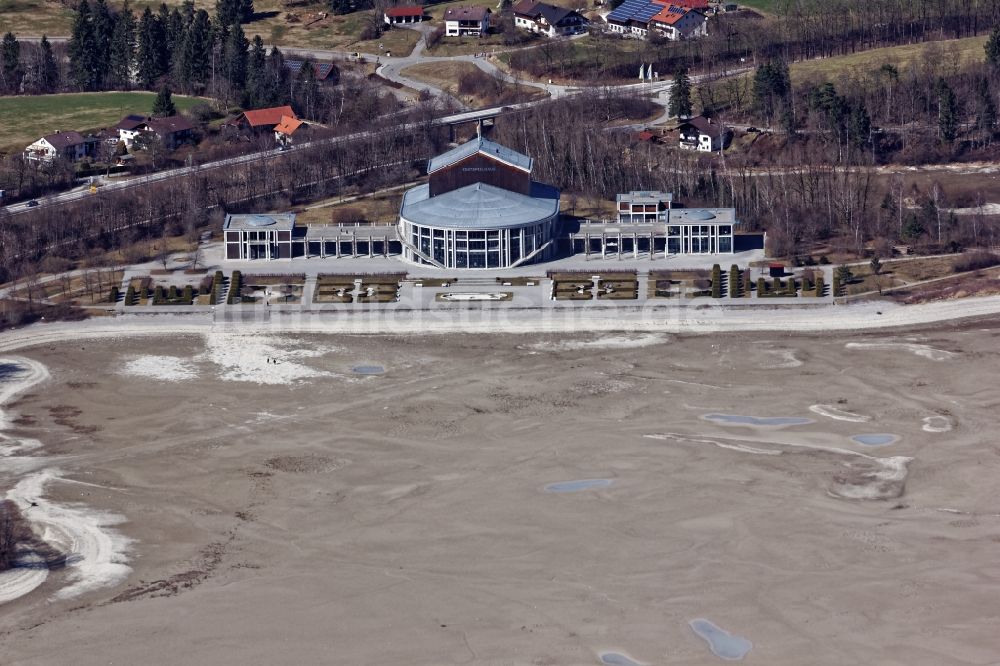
(647, 431), (911, 500)
(762, 349), (802, 368)
(809, 404), (872, 423)
(4, 469), (131, 601)
(0, 357), (48, 457)
(200, 331), (337, 385)
(846, 341), (956, 361)
(120, 355), (197, 382)
(529, 333), (668, 352)
(922, 415), (954, 433)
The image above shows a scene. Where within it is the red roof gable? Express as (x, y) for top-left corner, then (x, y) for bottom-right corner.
(385, 5), (424, 16)
(242, 106), (297, 128)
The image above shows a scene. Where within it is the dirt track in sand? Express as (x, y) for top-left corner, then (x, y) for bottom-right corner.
(1, 328), (999, 665)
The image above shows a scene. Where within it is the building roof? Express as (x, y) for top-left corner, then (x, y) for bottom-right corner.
(651, 5), (686, 24)
(284, 59), (339, 80)
(274, 115), (304, 136)
(400, 181), (559, 229)
(607, 0), (663, 25)
(143, 115), (195, 135)
(41, 131), (87, 150)
(443, 6), (490, 21)
(241, 106), (297, 128)
(680, 115), (726, 138)
(115, 114), (148, 131)
(513, 0), (577, 24)
(385, 5), (424, 17)
(668, 207), (737, 224)
(427, 137), (533, 174)
(672, 0), (708, 8)
(224, 213), (297, 231)
(618, 190), (673, 205)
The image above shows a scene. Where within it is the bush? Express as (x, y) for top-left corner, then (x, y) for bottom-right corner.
(182, 285), (193, 303)
(109, 286), (120, 303)
(786, 278), (797, 296)
(832, 274), (841, 297)
(953, 251), (1000, 273)
(814, 275), (825, 296)
(757, 277), (766, 295)
(729, 264), (740, 297)
(772, 277), (782, 292)
(819, 255), (831, 265)
(124, 285), (135, 306)
(711, 264), (722, 298)
(139, 286), (148, 303)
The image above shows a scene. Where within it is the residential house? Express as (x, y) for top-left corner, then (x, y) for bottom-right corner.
(648, 5), (706, 40)
(443, 6), (491, 36)
(678, 115), (729, 152)
(24, 131), (96, 162)
(606, 0), (708, 39)
(113, 114), (195, 150)
(284, 59), (340, 83)
(236, 106), (299, 133)
(512, 0), (588, 36)
(274, 115), (307, 145)
(383, 5), (425, 24)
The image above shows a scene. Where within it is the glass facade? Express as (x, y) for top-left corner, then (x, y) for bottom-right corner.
(401, 218), (556, 269)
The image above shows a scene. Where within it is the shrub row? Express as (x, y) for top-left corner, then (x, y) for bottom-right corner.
(227, 271), (243, 305)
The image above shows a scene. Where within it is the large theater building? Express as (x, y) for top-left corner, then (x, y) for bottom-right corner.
(397, 138), (561, 269)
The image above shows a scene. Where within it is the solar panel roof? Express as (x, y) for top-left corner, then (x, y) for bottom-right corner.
(607, 0), (661, 22)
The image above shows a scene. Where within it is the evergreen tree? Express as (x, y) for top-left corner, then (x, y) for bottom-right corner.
(937, 78), (958, 143)
(752, 60), (790, 127)
(1, 32), (21, 94)
(217, 0), (254, 28)
(264, 44), (289, 106)
(974, 76), (996, 140)
(109, 0), (137, 89)
(668, 67), (692, 118)
(136, 7), (166, 88)
(152, 85), (176, 116)
(293, 59), (317, 119)
(223, 22), (248, 93)
(161, 4), (185, 67)
(986, 25), (1000, 68)
(243, 34), (266, 107)
(177, 9), (213, 93)
(69, 0), (102, 90)
(329, 0), (354, 14)
(39, 35), (60, 92)
(848, 102), (871, 149)
(92, 0), (115, 82)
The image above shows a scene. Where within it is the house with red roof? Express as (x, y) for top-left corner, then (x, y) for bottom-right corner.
(605, 0), (707, 40)
(649, 4), (706, 39)
(383, 4), (425, 25)
(274, 116), (308, 145)
(236, 106), (299, 133)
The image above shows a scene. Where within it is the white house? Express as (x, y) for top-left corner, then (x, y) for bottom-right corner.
(678, 116), (729, 152)
(24, 131), (94, 162)
(649, 5), (706, 39)
(512, 0), (588, 36)
(443, 6), (491, 36)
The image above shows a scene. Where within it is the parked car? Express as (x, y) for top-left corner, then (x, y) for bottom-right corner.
(746, 127), (760, 133)
(26, 199), (39, 207)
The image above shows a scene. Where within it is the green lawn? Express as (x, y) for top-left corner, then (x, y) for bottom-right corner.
(0, 91), (205, 154)
(790, 35), (989, 83)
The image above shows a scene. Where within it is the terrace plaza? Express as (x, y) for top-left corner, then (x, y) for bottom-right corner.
(222, 138), (761, 270)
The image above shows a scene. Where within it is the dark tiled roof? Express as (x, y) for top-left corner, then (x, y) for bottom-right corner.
(115, 114), (147, 131)
(285, 59), (339, 80)
(42, 131), (87, 150)
(680, 115), (726, 138)
(443, 6), (490, 20)
(144, 115), (195, 135)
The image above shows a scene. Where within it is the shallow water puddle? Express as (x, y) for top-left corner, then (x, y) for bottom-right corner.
(689, 619), (752, 661)
(544, 479), (613, 493)
(703, 413), (813, 427)
(352, 365), (385, 375)
(600, 652), (642, 666)
(851, 433), (899, 447)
